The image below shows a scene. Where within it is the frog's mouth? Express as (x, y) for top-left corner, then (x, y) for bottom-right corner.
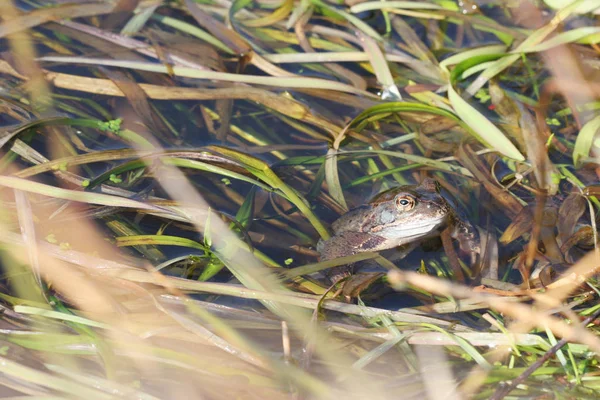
(379, 215), (448, 244)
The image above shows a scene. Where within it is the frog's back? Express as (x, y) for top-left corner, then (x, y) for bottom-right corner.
(330, 205), (372, 234)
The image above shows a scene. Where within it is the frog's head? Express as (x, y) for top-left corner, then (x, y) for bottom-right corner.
(366, 178), (452, 241)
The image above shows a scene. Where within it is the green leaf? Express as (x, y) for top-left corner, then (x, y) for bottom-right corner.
(311, 0), (383, 41)
(0, 176), (164, 211)
(439, 44), (507, 69)
(116, 235), (208, 251)
(234, 186), (256, 229)
(152, 15), (233, 54)
(198, 257), (226, 281)
(205, 146), (330, 240)
(349, 101), (461, 129)
(325, 149), (348, 210)
(448, 85), (525, 161)
(350, 1), (444, 13)
(465, 54), (520, 96)
(449, 53), (506, 84)
(14, 306), (109, 329)
(574, 115), (600, 167)
(344, 149), (473, 177)
(465, 0), (600, 95)
(519, 27), (600, 53)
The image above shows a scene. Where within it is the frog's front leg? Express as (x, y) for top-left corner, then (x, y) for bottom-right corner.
(318, 232), (388, 283)
(451, 220), (481, 268)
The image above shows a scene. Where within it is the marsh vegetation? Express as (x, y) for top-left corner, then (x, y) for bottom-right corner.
(1, 0), (600, 399)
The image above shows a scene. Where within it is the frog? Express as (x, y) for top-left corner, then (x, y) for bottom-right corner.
(317, 178), (479, 283)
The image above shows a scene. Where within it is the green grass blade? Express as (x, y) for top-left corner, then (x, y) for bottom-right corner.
(449, 53), (506, 84)
(311, 0), (383, 40)
(439, 44), (507, 69)
(448, 85), (525, 161)
(205, 146), (330, 239)
(573, 115), (600, 167)
(349, 101), (461, 129)
(520, 26), (600, 53)
(343, 150), (473, 177)
(14, 305), (109, 329)
(115, 235), (208, 251)
(325, 149), (348, 210)
(350, 1), (444, 12)
(152, 14), (233, 54)
(0, 176), (165, 211)
(465, 0), (600, 96)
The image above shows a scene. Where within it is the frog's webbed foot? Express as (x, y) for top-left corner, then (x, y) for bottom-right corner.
(452, 221), (479, 251)
(451, 220), (482, 271)
(319, 232), (387, 284)
(327, 268), (353, 286)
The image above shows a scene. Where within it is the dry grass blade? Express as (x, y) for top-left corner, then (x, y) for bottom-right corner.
(0, 2), (116, 38)
(14, 190), (43, 297)
(517, 103), (558, 194)
(184, 0), (252, 55)
(57, 20), (210, 70)
(490, 307), (600, 400)
(387, 269), (600, 353)
(0, 355), (126, 400)
(46, 72), (308, 118)
(261, 51), (420, 64)
(99, 67), (173, 140)
(121, 1), (161, 35)
(457, 144), (524, 217)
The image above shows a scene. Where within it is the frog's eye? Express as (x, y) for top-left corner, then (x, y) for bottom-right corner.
(395, 196), (415, 211)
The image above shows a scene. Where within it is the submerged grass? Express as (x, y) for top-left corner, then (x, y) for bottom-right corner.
(0, 0), (599, 399)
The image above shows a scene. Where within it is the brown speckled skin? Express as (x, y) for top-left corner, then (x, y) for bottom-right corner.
(318, 178), (474, 283)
